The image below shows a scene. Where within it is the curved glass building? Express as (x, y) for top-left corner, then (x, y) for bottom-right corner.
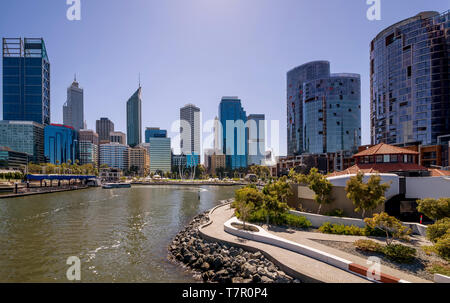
(287, 61), (361, 155)
(370, 11), (450, 146)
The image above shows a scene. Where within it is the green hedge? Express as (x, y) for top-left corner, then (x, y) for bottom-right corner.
(319, 222), (387, 237)
(246, 208), (311, 229)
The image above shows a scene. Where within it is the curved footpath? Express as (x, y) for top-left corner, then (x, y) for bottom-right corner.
(200, 204), (430, 283)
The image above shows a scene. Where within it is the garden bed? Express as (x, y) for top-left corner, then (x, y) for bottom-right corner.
(311, 239), (447, 282)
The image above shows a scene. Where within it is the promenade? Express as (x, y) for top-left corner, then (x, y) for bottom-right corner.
(200, 204), (431, 283)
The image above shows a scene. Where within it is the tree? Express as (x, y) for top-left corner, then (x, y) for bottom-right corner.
(235, 185), (265, 209)
(346, 172), (390, 218)
(417, 198), (450, 221)
(262, 176), (292, 206)
(364, 212), (411, 245)
(303, 168), (333, 214)
(236, 199), (254, 231)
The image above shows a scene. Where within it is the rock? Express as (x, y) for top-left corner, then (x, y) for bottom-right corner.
(241, 263), (257, 278)
(200, 262), (210, 271)
(261, 276), (273, 283)
(253, 252), (262, 259)
(232, 277), (244, 283)
(252, 274), (261, 283)
(212, 256), (223, 269)
(216, 269), (229, 277)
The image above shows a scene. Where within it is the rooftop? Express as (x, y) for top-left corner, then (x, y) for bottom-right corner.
(353, 143), (419, 158)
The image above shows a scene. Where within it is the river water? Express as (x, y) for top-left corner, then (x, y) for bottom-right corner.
(0, 185), (239, 282)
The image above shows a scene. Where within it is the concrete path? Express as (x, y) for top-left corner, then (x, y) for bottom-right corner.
(201, 204), (370, 283)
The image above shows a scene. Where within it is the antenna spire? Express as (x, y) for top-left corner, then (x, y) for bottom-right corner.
(139, 73), (141, 88)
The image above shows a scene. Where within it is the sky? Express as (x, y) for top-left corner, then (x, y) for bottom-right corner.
(0, 0), (448, 157)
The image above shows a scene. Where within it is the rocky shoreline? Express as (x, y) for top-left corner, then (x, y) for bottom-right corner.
(168, 202), (300, 283)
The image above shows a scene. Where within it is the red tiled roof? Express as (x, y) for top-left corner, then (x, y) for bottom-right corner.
(327, 163), (428, 177)
(353, 143), (419, 158)
(429, 169), (450, 177)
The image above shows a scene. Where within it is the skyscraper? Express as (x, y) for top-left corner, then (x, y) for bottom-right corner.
(145, 127), (167, 142)
(99, 143), (129, 171)
(287, 61), (331, 156)
(126, 86), (142, 147)
(247, 114), (266, 166)
(370, 11), (450, 146)
(110, 131), (126, 145)
(96, 118), (114, 144)
(2, 38), (50, 125)
(219, 97), (248, 169)
(180, 104), (201, 156)
(63, 77), (84, 131)
(79, 129), (99, 168)
(44, 124), (78, 165)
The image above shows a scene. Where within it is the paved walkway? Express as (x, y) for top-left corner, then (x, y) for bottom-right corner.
(201, 204), (431, 283)
(201, 204), (369, 283)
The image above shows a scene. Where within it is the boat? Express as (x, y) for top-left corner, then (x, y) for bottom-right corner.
(102, 183), (131, 189)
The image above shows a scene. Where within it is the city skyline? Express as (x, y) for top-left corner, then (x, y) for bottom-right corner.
(1, 1), (448, 156)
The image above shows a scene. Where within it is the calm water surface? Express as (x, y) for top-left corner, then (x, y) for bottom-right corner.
(0, 185), (239, 282)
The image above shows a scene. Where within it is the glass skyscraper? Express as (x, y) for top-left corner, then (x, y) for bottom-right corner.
(287, 61), (361, 155)
(303, 73), (361, 154)
(145, 128), (167, 142)
(63, 77), (84, 131)
(96, 118), (114, 144)
(219, 97), (248, 169)
(126, 86), (142, 147)
(148, 137), (171, 174)
(370, 11), (450, 146)
(44, 124), (78, 165)
(2, 38), (50, 125)
(99, 143), (129, 171)
(180, 104), (201, 156)
(0, 120), (44, 163)
(247, 114), (266, 166)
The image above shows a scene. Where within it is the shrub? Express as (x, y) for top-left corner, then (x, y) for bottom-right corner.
(382, 244), (416, 263)
(247, 209), (311, 229)
(417, 198), (450, 221)
(282, 213), (312, 228)
(354, 239), (383, 253)
(318, 222), (365, 236)
(325, 209), (345, 217)
(426, 262), (450, 276)
(364, 212), (411, 245)
(426, 218), (450, 243)
(364, 225), (389, 237)
(434, 233), (450, 261)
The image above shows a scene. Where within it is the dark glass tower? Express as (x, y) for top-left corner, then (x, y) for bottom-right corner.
(126, 86), (142, 147)
(2, 38), (50, 125)
(96, 118), (114, 143)
(219, 97), (248, 169)
(370, 11), (450, 146)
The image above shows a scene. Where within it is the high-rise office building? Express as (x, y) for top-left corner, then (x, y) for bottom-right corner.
(44, 124), (78, 165)
(370, 11), (450, 146)
(219, 97), (248, 169)
(213, 116), (222, 154)
(287, 61), (361, 155)
(287, 61), (330, 156)
(99, 143), (129, 171)
(127, 86), (142, 147)
(2, 38), (50, 125)
(110, 131), (126, 145)
(303, 73), (361, 154)
(247, 114), (266, 166)
(0, 120), (44, 163)
(79, 129), (99, 167)
(145, 128), (167, 143)
(128, 146), (149, 177)
(180, 104), (201, 156)
(146, 129), (171, 174)
(96, 118), (114, 144)
(63, 77), (84, 131)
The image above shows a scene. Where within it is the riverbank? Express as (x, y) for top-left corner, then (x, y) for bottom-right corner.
(168, 201), (300, 283)
(0, 185), (90, 199)
(133, 181), (246, 187)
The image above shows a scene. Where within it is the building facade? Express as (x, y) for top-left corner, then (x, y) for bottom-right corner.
(128, 146), (150, 177)
(96, 118), (114, 144)
(180, 104), (201, 157)
(148, 137), (171, 174)
(247, 114), (266, 166)
(303, 73), (361, 154)
(370, 11), (450, 146)
(2, 38), (50, 125)
(44, 124), (78, 165)
(0, 120), (44, 163)
(145, 128), (167, 143)
(99, 143), (129, 171)
(0, 146), (29, 169)
(78, 130), (99, 168)
(110, 131), (126, 145)
(63, 78), (84, 131)
(219, 97), (248, 169)
(126, 87), (142, 147)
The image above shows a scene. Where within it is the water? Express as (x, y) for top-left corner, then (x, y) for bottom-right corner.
(0, 185), (239, 282)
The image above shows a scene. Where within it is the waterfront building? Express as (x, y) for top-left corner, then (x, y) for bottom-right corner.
(63, 77), (84, 131)
(180, 104), (201, 155)
(126, 86), (142, 147)
(44, 124), (78, 165)
(99, 167), (122, 182)
(148, 136), (171, 174)
(213, 116), (222, 154)
(247, 114), (266, 166)
(209, 153), (226, 176)
(99, 143), (129, 171)
(78, 130), (99, 168)
(128, 146), (150, 177)
(0, 146), (29, 169)
(370, 11), (450, 146)
(145, 128), (167, 143)
(219, 97), (248, 170)
(172, 153), (187, 168)
(2, 38), (50, 125)
(0, 120), (45, 163)
(287, 61), (330, 156)
(110, 131), (126, 145)
(96, 118), (114, 144)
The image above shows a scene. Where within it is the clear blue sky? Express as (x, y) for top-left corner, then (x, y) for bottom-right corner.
(0, 0), (448, 156)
